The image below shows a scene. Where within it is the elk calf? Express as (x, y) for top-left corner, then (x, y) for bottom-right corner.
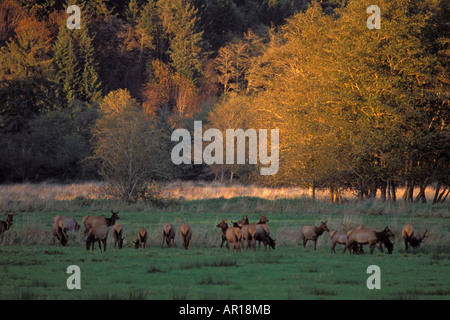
(85, 225), (109, 252)
(180, 223), (192, 250)
(0, 213), (14, 233)
(113, 223), (124, 249)
(162, 223), (175, 247)
(133, 227), (148, 249)
(301, 221), (329, 250)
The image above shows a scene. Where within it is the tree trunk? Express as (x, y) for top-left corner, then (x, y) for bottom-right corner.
(414, 178), (429, 203)
(380, 182), (387, 202)
(432, 182), (441, 204)
(308, 183), (316, 200)
(390, 181), (397, 202)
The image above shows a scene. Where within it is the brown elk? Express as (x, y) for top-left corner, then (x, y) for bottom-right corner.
(162, 223), (175, 247)
(343, 226), (395, 255)
(352, 225), (394, 254)
(180, 223), (192, 250)
(57, 216), (80, 232)
(0, 213), (14, 233)
(85, 224), (109, 252)
(133, 227), (148, 249)
(238, 215), (270, 250)
(83, 211), (119, 234)
(231, 221), (242, 248)
(329, 230), (347, 253)
(402, 224), (427, 250)
(113, 223), (124, 249)
(330, 230), (362, 254)
(251, 224), (275, 251)
(301, 221), (329, 250)
(52, 215), (68, 246)
(216, 219), (240, 253)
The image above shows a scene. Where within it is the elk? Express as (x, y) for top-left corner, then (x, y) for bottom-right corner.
(329, 230), (362, 254)
(301, 221), (329, 250)
(85, 224), (109, 252)
(402, 224), (414, 251)
(0, 213), (14, 233)
(57, 216), (80, 232)
(52, 215), (68, 246)
(180, 223), (192, 250)
(352, 225), (394, 254)
(133, 227), (148, 249)
(162, 223), (175, 247)
(402, 224), (427, 250)
(83, 210), (119, 234)
(343, 226), (395, 255)
(410, 229), (428, 249)
(247, 215), (273, 251)
(113, 223), (124, 249)
(238, 215), (269, 250)
(231, 221), (242, 248)
(330, 230), (347, 253)
(216, 219), (240, 253)
(251, 224), (275, 251)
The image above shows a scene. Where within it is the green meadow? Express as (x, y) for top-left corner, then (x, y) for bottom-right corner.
(0, 197), (449, 300)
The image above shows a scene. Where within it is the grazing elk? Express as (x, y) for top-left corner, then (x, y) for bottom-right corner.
(0, 213), (14, 233)
(113, 223), (124, 249)
(329, 230), (362, 254)
(133, 227), (148, 249)
(216, 219), (240, 253)
(83, 210), (119, 234)
(162, 223), (175, 247)
(57, 216), (80, 232)
(180, 223), (192, 250)
(343, 226), (394, 255)
(52, 215), (68, 246)
(301, 221), (329, 251)
(85, 224), (109, 252)
(402, 224), (427, 250)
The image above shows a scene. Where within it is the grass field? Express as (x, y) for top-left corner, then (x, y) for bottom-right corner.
(0, 182), (449, 300)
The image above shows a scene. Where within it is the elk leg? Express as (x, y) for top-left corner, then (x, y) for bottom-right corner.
(313, 239), (317, 251)
(404, 239), (409, 251)
(302, 237), (307, 248)
(331, 241), (336, 253)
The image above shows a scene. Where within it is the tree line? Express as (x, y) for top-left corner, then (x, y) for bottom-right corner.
(0, 0), (448, 203)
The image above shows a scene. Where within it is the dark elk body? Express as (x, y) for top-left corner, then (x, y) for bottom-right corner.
(301, 221), (329, 250)
(0, 213), (14, 233)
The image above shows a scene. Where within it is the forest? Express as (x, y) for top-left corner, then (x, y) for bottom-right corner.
(0, 0), (448, 203)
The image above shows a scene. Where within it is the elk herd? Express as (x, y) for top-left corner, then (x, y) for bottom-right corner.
(1, 210), (429, 255)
